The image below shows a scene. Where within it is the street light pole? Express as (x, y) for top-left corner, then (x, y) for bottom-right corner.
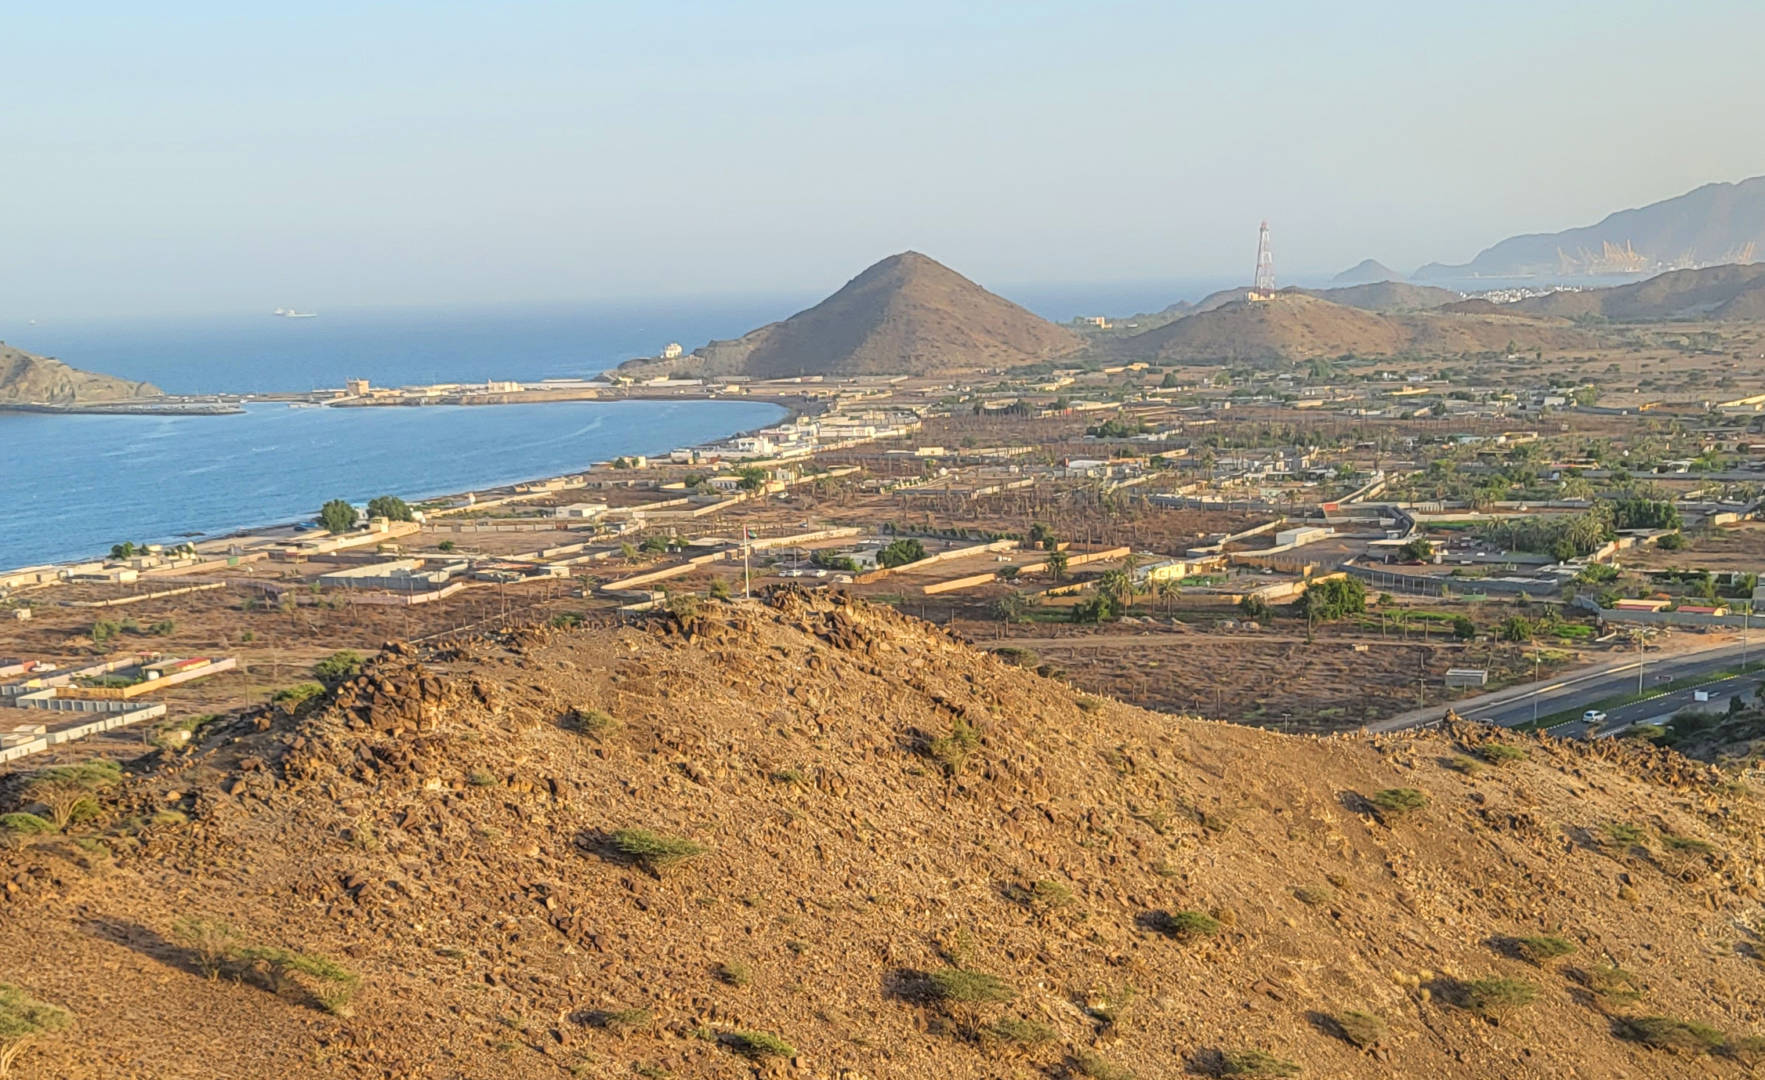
(1532, 648), (1540, 726)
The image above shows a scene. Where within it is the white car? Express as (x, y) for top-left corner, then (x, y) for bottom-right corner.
(1582, 709), (1608, 724)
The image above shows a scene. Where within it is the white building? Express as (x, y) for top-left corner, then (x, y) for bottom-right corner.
(551, 503), (609, 519)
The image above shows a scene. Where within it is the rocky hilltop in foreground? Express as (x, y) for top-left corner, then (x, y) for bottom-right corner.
(0, 343), (161, 405)
(4, 592), (1765, 1078)
(620, 252), (1083, 379)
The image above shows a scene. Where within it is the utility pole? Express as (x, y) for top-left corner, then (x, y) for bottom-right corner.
(743, 526), (752, 599)
(1532, 648), (1540, 726)
(1637, 634), (1645, 695)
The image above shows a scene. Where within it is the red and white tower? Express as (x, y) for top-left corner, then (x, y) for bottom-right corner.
(1251, 220), (1276, 298)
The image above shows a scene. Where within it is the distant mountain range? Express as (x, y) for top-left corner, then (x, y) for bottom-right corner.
(621, 252), (1081, 379)
(0, 344), (161, 405)
(1504, 263), (1765, 321)
(1414, 176), (1765, 281)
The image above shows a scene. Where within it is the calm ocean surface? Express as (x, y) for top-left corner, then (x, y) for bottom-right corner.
(0, 300), (814, 569)
(0, 282), (1240, 570)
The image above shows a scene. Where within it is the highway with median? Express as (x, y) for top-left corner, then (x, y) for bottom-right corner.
(1372, 637), (1765, 737)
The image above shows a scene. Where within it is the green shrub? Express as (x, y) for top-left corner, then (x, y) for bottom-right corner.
(1584, 963), (1644, 1003)
(1148, 909), (1220, 939)
(927, 716), (980, 776)
(715, 961), (751, 988)
(566, 708), (618, 737)
(271, 682), (325, 706)
(1292, 885), (1334, 907)
(1072, 1049), (1135, 1080)
(1661, 833), (1715, 857)
(1618, 1016), (1726, 1055)
(609, 828), (707, 870)
(0, 983), (72, 1076)
(1369, 788), (1427, 817)
(312, 650), (363, 686)
(1443, 756), (1483, 776)
(591, 1008), (653, 1035)
(987, 1016), (1054, 1046)
(1512, 934), (1575, 965)
(1460, 977), (1536, 1018)
(927, 968), (1016, 1005)
(1331, 1010), (1386, 1048)
(1604, 822), (1647, 847)
(467, 770), (498, 787)
(722, 1030), (795, 1059)
(231, 945), (359, 1015)
(1006, 879), (1074, 912)
(0, 813), (54, 837)
(1220, 1048), (1301, 1076)
(1479, 743), (1528, 765)
(170, 917), (240, 977)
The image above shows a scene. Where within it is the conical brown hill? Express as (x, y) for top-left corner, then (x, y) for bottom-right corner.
(3, 592), (1762, 1077)
(649, 251), (1082, 377)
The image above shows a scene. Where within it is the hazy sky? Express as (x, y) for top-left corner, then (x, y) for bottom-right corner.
(7, 1), (1764, 317)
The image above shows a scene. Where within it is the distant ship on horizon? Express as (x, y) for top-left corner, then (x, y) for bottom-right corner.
(272, 308), (318, 318)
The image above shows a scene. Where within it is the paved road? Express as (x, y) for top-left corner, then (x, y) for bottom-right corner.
(999, 632), (1462, 650)
(1563, 671), (1762, 738)
(1372, 638), (1761, 735)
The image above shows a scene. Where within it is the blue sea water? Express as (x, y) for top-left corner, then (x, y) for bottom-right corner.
(0, 298), (812, 395)
(0, 400), (787, 569)
(0, 300), (817, 570)
(0, 281), (1236, 570)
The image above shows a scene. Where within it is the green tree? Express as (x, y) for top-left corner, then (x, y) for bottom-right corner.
(1498, 615), (1535, 642)
(877, 538), (927, 569)
(1238, 594), (1272, 621)
(1399, 537), (1434, 562)
(810, 549), (859, 572)
(109, 541), (137, 560)
(1045, 548), (1069, 583)
(992, 592), (1032, 625)
(1296, 577), (1367, 621)
(24, 761), (122, 831)
(365, 495), (413, 522)
(1096, 568), (1136, 609)
(735, 466), (769, 492)
(1450, 615), (1477, 640)
(1072, 594), (1115, 623)
(318, 500), (357, 534)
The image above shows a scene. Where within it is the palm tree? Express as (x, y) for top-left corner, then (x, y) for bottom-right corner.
(992, 591), (1031, 629)
(1097, 568), (1135, 610)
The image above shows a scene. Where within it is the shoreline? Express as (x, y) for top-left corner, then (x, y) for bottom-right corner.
(0, 396), (796, 577)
